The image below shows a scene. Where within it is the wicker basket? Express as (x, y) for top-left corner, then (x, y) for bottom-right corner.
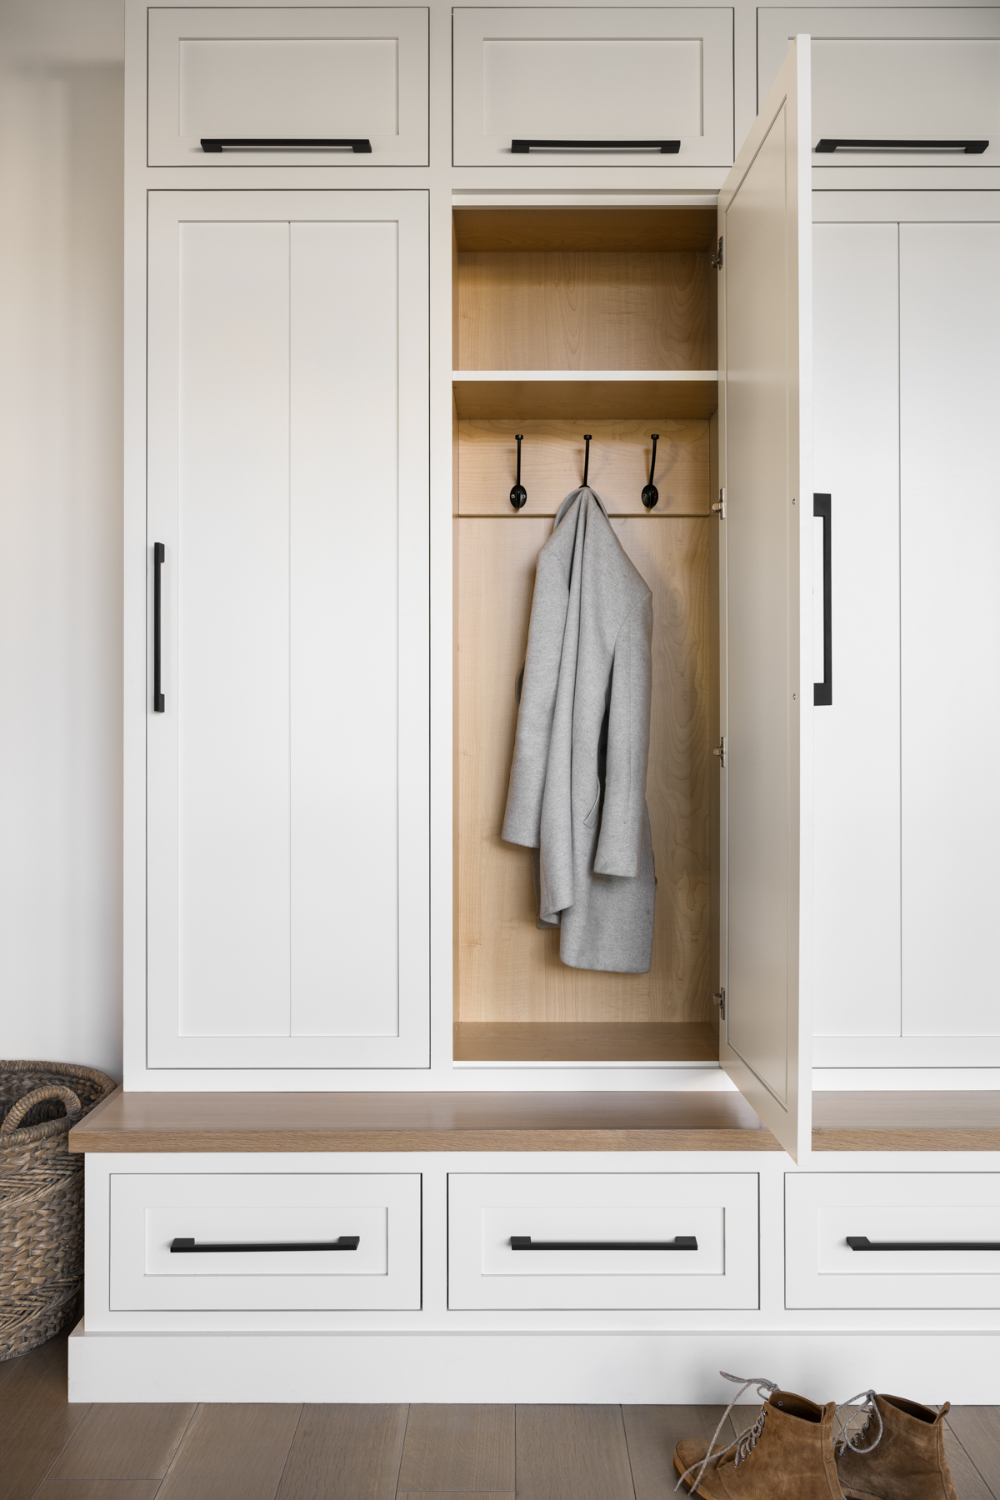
(0, 1061), (117, 1359)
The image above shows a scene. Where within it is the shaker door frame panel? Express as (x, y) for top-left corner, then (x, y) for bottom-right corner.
(716, 37), (813, 1160)
(759, 8), (1000, 171)
(145, 189), (429, 1072)
(148, 7), (430, 166)
(452, 7), (735, 169)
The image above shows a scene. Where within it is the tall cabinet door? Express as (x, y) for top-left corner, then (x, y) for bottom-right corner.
(146, 191), (429, 1069)
(717, 40), (813, 1158)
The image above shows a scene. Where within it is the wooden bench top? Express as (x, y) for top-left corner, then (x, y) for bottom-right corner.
(69, 1089), (779, 1153)
(67, 1089), (1000, 1155)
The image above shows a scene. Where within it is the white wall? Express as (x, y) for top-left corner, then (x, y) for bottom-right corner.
(0, 2), (124, 1080)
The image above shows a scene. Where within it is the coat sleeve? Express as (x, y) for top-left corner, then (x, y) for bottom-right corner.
(593, 591), (653, 878)
(501, 549), (569, 848)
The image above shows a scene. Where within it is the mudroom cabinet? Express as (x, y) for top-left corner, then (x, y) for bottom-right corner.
(81, 0), (1000, 1406)
(142, 189), (430, 1069)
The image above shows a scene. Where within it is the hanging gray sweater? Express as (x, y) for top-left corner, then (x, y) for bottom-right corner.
(502, 486), (655, 973)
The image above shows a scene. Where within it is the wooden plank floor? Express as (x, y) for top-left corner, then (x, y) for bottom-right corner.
(2, 1334), (1000, 1500)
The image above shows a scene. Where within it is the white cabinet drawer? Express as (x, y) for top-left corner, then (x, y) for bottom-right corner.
(786, 1174), (1000, 1309)
(148, 8), (429, 166)
(759, 9), (1000, 168)
(110, 1174), (421, 1310)
(448, 1173), (757, 1310)
(453, 8), (734, 168)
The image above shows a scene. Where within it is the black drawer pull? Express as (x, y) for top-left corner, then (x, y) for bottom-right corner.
(816, 138), (988, 155)
(848, 1236), (1000, 1252)
(200, 138), (372, 154)
(511, 139), (680, 154)
(510, 1235), (697, 1251)
(170, 1235), (360, 1253)
(153, 542), (165, 713)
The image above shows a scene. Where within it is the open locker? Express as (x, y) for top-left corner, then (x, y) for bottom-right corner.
(452, 44), (813, 1158)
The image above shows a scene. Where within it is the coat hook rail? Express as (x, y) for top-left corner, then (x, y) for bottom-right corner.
(642, 434), (660, 510)
(582, 434), (592, 488)
(510, 434), (527, 510)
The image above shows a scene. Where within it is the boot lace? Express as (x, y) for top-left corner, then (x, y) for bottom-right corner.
(834, 1390), (884, 1458)
(674, 1372), (779, 1493)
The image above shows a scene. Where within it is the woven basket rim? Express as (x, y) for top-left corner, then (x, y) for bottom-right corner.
(0, 1061), (118, 1146)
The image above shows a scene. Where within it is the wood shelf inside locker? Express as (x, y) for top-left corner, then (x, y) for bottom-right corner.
(452, 373), (719, 421)
(453, 1021), (718, 1065)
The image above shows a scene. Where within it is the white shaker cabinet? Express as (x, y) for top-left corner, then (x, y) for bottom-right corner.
(148, 8), (429, 166)
(452, 7), (734, 168)
(716, 38), (813, 1158)
(145, 191), (429, 1069)
(812, 204), (1000, 1055)
(758, 8), (1000, 169)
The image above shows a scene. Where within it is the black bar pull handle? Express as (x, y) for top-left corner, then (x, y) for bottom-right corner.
(816, 138), (988, 154)
(510, 1235), (698, 1251)
(848, 1235), (1000, 1252)
(170, 1235), (361, 1253)
(814, 493), (832, 706)
(200, 138), (372, 154)
(153, 542), (165, 713)
(512, 139), (680, 154)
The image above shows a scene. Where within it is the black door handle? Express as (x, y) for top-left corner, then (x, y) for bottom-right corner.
(848, 1236), (1000, 1252)
(511, 139), (680, 154)
(510, 1235), (697, 1251)
(153, 542), (165, 713)
(816, 138), (988, 154)
(200, 138), (372, 153)
(170, 1235), (360, 1253)
(814, 494), (832, 706)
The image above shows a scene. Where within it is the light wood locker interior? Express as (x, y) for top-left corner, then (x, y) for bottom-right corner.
(452, 207), (721, 1064)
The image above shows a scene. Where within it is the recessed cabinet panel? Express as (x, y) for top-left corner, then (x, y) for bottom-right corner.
(759, 10), (1000, 168)
(453, 9), (734, 168)
(148, 9), (429, 165)
(899, 222), (1000, 1037)
(811, 222), (901, 1039)
(110, 1173), (421, 1311)
(146, 191), (429, 1069)
(448, 1173), (758, 1309)
(787, 1175), (1000, 1308)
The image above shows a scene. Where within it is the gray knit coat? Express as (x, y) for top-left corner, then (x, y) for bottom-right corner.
(501, 487), (655, 973)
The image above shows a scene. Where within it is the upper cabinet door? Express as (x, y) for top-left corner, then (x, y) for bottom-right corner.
(148, 8), (429, 166)
(453, 8), (734, 168)
(146, 190), (429, 1070)
(759, 8), (1000, 169)
(717, 39), (813, 1160)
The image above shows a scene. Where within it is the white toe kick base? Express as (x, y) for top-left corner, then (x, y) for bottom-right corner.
(68, 1324), (1000, 1405)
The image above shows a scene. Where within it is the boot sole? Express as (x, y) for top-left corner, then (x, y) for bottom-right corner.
(672, 1455), (721, 1498)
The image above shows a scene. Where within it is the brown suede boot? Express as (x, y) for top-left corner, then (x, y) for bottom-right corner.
(836, 1393), (958, 1500)
(674, 1389), (843, 1499)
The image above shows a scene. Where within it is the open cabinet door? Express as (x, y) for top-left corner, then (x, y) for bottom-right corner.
(717, 37), (813, 1159)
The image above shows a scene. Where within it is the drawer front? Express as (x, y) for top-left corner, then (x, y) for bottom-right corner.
(110, 1174), (421, 1310)
(448, 1173), (758, 1309)
(786, 1174), (1000, 1309)
(453, 8), (734, 168)
(759, 8), (1000, 169)
(148, 8), (429, 166)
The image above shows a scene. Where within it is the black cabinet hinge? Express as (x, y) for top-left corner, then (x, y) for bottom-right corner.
(714, 987), (727, 1019)
(711, 236), (723, 269)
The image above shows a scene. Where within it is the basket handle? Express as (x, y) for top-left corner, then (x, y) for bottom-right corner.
(0, 1084), (83, 1135)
